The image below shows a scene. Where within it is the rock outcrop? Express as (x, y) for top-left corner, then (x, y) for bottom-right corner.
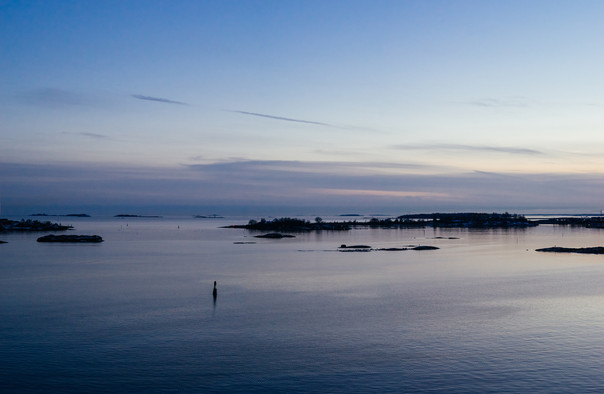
(37, 234), (104, 243)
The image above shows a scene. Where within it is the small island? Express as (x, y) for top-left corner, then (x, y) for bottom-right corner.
(254, 233), (296, 239)
(536, 246), (604, 254)
(226, 217), (352, 232)
(339, 244), (372, 249)
(37, 234), (104, 243)
(338, 244), (439, 252)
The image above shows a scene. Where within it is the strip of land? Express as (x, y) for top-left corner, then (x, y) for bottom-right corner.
(0, 219), (73, 232)
(227, 213), (536, 232)
(536, 246), (604, 254)
(338, 244), (439, 252)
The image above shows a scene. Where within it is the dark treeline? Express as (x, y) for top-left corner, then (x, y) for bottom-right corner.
(533, 216), (604, 228)
(398, 212), (535, 228)
(228, 212), (536, 232)
(228, 217), (352, 232)
(0, 218), (73, 232)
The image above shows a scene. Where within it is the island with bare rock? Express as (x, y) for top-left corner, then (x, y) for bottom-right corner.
(338, 244), (439, 252)
(254, 233), (296, 239)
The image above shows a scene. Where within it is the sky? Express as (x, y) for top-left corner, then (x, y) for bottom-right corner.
(1, 0), (603, 216)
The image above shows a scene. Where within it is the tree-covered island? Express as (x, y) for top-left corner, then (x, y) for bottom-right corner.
(532, 216), (604, 228)
(0, 218), (73, 232)
(226, 212), (536, 232)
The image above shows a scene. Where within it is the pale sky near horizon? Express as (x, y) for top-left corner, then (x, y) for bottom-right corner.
(1, 0), (603, 215)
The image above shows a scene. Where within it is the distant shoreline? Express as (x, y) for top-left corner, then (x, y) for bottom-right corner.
(30, 213), (90, 218)
(226, 212), (538, 232)
(114, 214), (162, 218)
(536, 246), (604, 254)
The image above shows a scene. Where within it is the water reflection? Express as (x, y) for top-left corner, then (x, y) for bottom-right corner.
(4, 218), (604, 391)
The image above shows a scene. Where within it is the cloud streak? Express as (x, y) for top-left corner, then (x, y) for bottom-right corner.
(315, 188), (449, 199)
(393, 143), (542, 155)
(19, 88), (102, 107)
(231, 110), (333, 127)
(131, 94), (187, 105)
(63, 132), (111, 140)
(468, 97), (528, 108)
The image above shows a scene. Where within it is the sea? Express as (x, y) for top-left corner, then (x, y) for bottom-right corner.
(2, 215), (604, 392)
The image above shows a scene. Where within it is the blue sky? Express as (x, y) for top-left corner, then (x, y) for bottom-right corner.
(1, 0), (603, 215)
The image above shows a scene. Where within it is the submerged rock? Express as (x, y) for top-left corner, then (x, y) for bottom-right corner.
(37, 234), (104, 243)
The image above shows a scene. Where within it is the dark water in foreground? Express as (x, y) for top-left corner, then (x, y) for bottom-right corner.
(2, 216), (604, 392)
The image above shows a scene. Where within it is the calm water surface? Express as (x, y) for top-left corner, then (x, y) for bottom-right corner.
(2, 216), (604, 392)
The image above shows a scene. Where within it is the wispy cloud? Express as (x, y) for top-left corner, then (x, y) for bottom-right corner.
(80, 132), (109, 139)
(231, 110), (333, 127)
(186, 159), (440, 178)
(315, 188), (449, 198)
(393, 143), (542, 155)
(468, 97), (528, 108)
(63, 132), (111, 140)
(131, 94), (187, 105)
(19, 88), (102, 107)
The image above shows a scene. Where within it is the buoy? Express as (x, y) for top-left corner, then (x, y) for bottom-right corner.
(212, 281), (217, 298)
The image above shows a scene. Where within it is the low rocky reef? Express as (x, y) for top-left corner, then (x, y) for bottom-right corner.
(0, 219), (73, 232)
(254, 233), (296, 239)
(536, 246), (604, 254)
(338, 244), (439, 252)
(37, 234), (104, 243)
